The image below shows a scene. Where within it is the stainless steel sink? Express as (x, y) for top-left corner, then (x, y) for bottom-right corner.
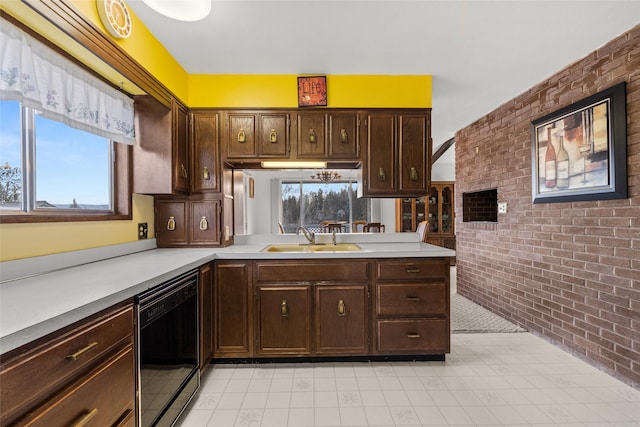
(261, 243), (362, 253)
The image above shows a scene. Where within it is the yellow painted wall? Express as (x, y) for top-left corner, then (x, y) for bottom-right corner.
(188, 75), (431, 108)
(0, 2), (430, 261)
(0, 195), (155, 262)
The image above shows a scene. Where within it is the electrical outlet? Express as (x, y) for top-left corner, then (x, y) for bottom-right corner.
(138, 223), (148, 239)
(498, 202), (507, 214)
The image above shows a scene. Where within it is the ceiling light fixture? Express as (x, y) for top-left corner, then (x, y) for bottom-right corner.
(141, 0), (212, 21)
(312, 170), (342, 185)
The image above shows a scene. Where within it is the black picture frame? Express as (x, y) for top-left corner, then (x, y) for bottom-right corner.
(531, 82), (627, 204)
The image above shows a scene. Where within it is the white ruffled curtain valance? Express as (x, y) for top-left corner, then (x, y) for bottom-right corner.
(0, 19), (135, 145)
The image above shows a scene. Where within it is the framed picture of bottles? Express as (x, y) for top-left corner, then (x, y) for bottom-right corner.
(531, 82), (627, 203)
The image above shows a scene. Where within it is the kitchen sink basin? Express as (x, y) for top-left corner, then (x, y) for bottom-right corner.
(262, 243), (362, 252)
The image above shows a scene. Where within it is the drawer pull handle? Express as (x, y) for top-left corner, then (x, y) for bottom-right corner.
(406, 268), (420, 274)
(66, 342), (98, 361)
(202, 166), (210, 180)
(167, 216), (176, 231)
(406, 333), (421, 339)
(70, 408), (98, 427)
(406, 296), (420, 301)
(337, 299), (346, 316)
(281, 300), (288, 317)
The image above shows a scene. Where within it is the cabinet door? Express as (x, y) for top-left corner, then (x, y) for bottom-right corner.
(315, 284), (368, 355)
(191, 112), (220, 193)
(214, 262), (252, 357)
(227, 113), (256, 158)
(297, 113), (327, 158)
(257, 285), (312, 355)
(398, 114), (428, 194)
(364, 113), (396, 195)
(328, 112), (359, 159)
(190, 199), (221, 245)
(199, 263), (213, 371)
(259, 113), (289, 157)
(440, 184), (454, 235)
(172, 101), (190, 194)
(155, 200), (188, 246)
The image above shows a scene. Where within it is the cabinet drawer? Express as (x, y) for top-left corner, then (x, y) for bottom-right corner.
(16, 345), (135, 427)
(375, 260), (448, 280)
(376, 283), (447, 316)
(376, 319), (449, 353)
(1, 306), (133, 424)
(256, 261), (369, 282)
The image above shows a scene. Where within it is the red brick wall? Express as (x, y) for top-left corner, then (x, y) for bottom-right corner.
(455, 24), (640, 388)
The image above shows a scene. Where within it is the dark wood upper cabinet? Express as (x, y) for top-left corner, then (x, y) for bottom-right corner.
(361, 110), (431, 197)
(328, 112), (360, 160)
(363, 112), (397, 195)
(297, 113), (327, 158)
(191, 111), (220, 193)
(226, 112), (257, 158)
(259, 112), (290, 157)
(133, 96), (189, 195)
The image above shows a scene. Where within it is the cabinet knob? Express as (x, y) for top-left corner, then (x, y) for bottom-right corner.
(270, 128), (278, 143)
(377, 168), (386, 181)
(340, 128), (348, 143)
(281, 300), (288, 317)
(309, 128), (317, 143)
(167, 216), (176, 231)
(337, 299), (346, 316)
(199, 216), (208, 230)
(180, 164), (188, 179)
(409, 167), (418, 181)
(238, 128), (246, 143)
(202, 166), (210, 180)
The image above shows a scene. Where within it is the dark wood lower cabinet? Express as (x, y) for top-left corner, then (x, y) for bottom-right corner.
(0, 303), (134, 427)
(257, 285), (312, 355)
(213, 258), (450, 360)
(315, 284), (369, 355)
(214, 261), (253, 357)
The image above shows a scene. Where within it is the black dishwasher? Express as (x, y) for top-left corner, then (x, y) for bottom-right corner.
(135, 269), (199, 427)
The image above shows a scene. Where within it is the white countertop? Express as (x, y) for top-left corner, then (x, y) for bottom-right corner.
(0, 234), (454, 354)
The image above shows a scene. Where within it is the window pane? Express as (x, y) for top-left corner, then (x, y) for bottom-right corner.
(0, 101), (23, 210)
(282, 180), (370, 233)
(34, 113), (111, 210)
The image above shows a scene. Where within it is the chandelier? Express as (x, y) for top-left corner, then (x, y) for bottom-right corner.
(311, 170), (342, 185)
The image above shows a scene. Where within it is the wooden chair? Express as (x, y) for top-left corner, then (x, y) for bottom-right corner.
(325, 223), (345, 233)
(351, 220), (367, 233)
(416, 220), (428, 242)
(363, 222), (385, 233)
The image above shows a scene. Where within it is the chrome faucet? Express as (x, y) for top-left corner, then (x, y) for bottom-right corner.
(297, 226), (316, 244)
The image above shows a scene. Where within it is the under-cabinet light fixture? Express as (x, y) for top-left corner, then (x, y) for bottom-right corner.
(261, 161), (327, 169)
(141, 0), (212, 21)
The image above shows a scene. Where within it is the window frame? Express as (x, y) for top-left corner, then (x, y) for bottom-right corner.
(280, 179), (370, 233)
(0, 105), (132, 223)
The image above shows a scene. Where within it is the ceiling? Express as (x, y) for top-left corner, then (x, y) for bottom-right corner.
(126, 1), (640, 163)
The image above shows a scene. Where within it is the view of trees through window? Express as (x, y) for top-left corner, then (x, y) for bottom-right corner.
(281, 181), (370, 233)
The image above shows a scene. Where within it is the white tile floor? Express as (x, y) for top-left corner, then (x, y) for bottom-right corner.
(176, 333), (640, 426)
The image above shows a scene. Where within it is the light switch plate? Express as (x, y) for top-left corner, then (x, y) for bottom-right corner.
(498, 202), (507, 214)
